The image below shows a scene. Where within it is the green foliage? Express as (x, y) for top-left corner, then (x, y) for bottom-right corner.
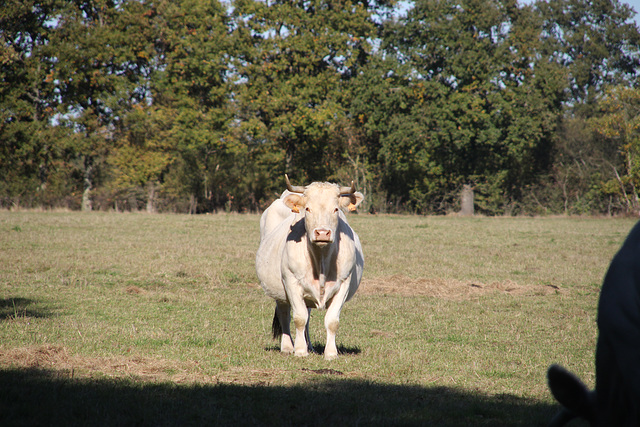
(536, 0), (640, 113)
(588, 86), (640, 214)
(531, 86), (640, 216)
(350, 0), (565, 213)
(1, 0), (640, 214)
(44, 0), (161, 210)
(0, 0), (67, 207)
(144, 0), (248, 212)
(230, 0), (387, 191)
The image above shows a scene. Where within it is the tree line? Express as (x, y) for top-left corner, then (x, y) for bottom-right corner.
(2, 0), (640, 215)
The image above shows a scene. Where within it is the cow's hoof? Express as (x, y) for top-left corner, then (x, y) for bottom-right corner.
(324, 353), (338, 361)
(281, 336), (294, 354)
(294, 349), (309, 357)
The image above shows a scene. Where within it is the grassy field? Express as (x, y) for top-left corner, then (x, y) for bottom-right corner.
(0, 211), (636, 426)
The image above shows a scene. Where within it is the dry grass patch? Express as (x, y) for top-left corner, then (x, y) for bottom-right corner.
(0, 345), (211, 383)
(361, 275), (564, 299)
(0, 344), (366, 387)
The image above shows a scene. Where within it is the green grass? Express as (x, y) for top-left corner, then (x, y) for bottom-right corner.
(0, 211), (635, 426)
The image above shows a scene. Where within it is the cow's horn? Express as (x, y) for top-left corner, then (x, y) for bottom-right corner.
(285, 174), (306, 193)
(339, 181), (356, 195)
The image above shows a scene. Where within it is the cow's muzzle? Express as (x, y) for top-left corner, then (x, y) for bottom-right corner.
(313, 228), (332, 244)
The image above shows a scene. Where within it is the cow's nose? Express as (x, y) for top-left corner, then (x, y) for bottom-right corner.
(314, 228), (331, 242)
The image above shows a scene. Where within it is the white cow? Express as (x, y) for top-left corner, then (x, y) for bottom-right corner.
(547, 220), (640, 426)
(256, 175), (364, 360)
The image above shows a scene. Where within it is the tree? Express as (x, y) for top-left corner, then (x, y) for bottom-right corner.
(351, 0), (564, 213)
(536, 0), (640, 115)
(0, 0), (67, 208)
(529, 0), (640, 215)
(47, 0), (157, 210)
(230, 0), (393, 196)
(144, 0), (236, 213)
(106, 104), (171, 212)
(589, 86), (640, 214)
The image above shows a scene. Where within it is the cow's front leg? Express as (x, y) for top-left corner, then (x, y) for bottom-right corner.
(292, 303), (309, 357)
(283, 269), (310, 357)
(275, 301), (294, 354)
(323, 280), (351, 360)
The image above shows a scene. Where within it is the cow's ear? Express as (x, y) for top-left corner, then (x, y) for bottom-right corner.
(340, 192), (364, 212)
(283, 194), (305, 213)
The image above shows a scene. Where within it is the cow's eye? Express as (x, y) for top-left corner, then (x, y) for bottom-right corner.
(334, 208), (339, 213)
(305, 207), (310, 212)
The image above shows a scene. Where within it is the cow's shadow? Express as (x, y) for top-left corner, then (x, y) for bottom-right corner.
(310, 342), (361, 356)
(1, 367), (559, 426)
(264, 343), (361, 356)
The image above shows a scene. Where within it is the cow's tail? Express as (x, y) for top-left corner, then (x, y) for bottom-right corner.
(547, 364), (596, 426)
(271, 307), (282, 339)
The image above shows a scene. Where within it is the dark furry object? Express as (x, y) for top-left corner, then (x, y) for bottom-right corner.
(271, 307), (282, 339)
(547, 220), (640, 426)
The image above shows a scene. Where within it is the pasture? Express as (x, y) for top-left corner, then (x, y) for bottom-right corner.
(0, 211), (635, 425)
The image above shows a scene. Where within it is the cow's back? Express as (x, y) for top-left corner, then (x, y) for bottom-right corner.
(260, 191), (295, 240)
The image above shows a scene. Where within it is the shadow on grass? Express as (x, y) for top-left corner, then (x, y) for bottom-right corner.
(0, 298), (54, 321)
(0, 367), (559, 426)
(264, 342), (362, 356)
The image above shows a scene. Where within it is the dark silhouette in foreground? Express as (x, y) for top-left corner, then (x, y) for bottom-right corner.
(548, 221), (640, 426)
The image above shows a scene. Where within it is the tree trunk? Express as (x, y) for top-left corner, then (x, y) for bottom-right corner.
(460, 184), (474, 216)
(81, 156), (93, 212)
(189, 194), (197, 214)
(146, 182), (156, 213)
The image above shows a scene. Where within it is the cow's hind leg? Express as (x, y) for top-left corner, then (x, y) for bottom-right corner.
(305, 308), (314, 353)
(274, 301), (294, 354)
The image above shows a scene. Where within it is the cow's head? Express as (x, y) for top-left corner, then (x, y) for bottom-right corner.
(282, 175), (363, 247)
